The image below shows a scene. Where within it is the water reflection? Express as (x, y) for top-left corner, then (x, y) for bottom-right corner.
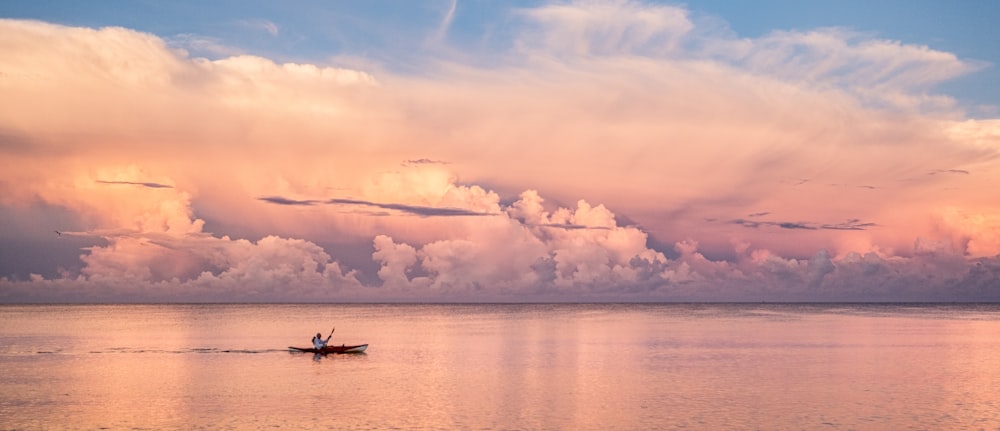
(1, 304), (999, 429)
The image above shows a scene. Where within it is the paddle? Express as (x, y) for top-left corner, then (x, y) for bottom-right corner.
(326, 326), (335, 342)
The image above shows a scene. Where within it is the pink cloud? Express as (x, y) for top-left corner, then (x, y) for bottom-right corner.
(1, 5), (999, 302)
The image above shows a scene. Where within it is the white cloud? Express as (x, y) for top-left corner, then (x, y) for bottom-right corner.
(725, 28), (981, 112)
(516, 0), (693, 56)
(510, 1), (980, 113)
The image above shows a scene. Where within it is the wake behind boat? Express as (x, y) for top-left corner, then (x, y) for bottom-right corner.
(288, 344), (368, 354)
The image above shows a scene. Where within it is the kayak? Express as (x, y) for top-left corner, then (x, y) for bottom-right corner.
(288, 344), (368, 354)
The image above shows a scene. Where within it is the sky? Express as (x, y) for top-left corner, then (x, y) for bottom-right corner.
(1, 0), (999, 303)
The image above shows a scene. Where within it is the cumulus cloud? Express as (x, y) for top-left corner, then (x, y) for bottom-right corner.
(4, 173), (1000, 302)
(1, 234), (366, 302)
(1, 2), (999, 302)
(366, 187), (675, 299)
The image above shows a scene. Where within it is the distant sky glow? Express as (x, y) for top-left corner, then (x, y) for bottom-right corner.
(1, 1), (999, 302)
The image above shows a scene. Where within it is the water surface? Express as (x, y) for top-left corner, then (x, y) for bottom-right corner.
(2, 303), (999, 429)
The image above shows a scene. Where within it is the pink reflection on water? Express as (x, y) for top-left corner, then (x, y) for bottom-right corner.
(2, 304), (1000, 429)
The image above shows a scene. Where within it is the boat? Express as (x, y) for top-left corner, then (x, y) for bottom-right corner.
(288, 344), (368, 354)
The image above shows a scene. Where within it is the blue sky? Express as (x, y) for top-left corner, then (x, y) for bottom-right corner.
(3, 1), (998, 113)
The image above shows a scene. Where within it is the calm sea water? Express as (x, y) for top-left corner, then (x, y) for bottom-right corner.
(1, 303), (999, 430)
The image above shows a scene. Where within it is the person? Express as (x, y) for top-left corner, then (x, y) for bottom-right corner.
(312, 330), (332, 350)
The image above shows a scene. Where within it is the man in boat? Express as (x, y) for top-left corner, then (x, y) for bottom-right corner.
(312, 331), (332, 350)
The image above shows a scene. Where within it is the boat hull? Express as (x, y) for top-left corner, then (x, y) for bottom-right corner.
(288, 344), (368, 354)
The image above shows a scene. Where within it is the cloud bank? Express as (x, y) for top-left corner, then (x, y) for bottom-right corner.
(1, 1), (999, 302)
(3, 172), (998, 302)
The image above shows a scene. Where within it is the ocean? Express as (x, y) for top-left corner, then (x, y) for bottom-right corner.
(1, 303), (999, 430)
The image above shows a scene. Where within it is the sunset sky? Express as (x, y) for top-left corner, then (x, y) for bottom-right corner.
(2, 1), (999, 302)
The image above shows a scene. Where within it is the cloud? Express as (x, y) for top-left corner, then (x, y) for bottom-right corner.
(523, 222), (612, 231)
(367, 188), (675, 299)
(1, 234), (366, 302)
(0, 3), (999, 302)
(326, 198), (498, 217)
(167, 33), (243, 58)
(928, 169), (970, 176)
(4, 178), (1000, 302)
(257, 195), (499, 217)
(429, 0), (457, 45)
(732, 219), (815, 230)
(258, 196), (320, 206)
(729, 218), (876, 231)
(821, 219), (878, 231)
(96, 180), (174, 189)
(515, 0), (694, 56)
(403, 158), (450, 166)
(732, 28), (979, 88)
(240, 19), (280, 37)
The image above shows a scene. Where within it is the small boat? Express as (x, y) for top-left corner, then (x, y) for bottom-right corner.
(288, 344), (368, 354)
